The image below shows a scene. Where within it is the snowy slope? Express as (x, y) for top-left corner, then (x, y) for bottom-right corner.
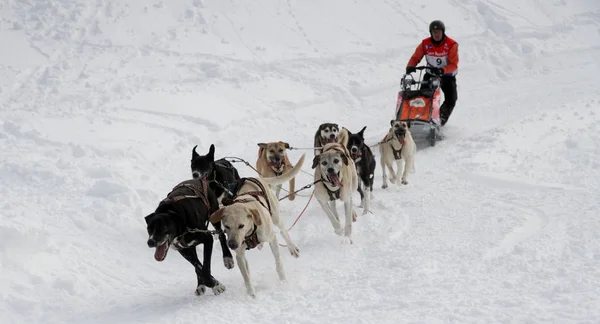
(2, 0), (600, 323)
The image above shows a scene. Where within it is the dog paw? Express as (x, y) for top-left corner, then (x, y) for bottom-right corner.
(334, 227), (344, 236)
(341, 236), (353, 245)
(362, 208), (369, 216)
(246, 287), (256, 298)
(195, 285), (207, 296)
(401, 179), (408, 185)
(212, 282), (226, 295)
(223, 257), (235, 269)
(381, 183), (388, 189)
(288, 245), (300, 258)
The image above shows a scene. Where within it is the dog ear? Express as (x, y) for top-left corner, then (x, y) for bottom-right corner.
(209, 208), (225, 224)
(248, 208), (262, 226)
(144, 213), (155, 225)
(311, 155), (320, 169)
(358, 126), (366, 137)
(207, 144), (215, 161)
(390, 119), (396, 127)
(192, 145), (200, 158)
(406, 121), (412, 128)
(257, 143), (267, 148)
(341, 153), (349, 166)
(282, 142), (290, 149)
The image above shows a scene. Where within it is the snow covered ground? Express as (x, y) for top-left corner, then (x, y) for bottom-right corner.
(2, 0), (600, 323)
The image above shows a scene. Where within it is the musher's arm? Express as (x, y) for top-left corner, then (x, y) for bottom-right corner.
(443, 43), (459, 74)
(406, 41), (425, 68)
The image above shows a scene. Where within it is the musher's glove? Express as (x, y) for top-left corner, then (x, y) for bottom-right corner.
(430, 67), (444, 75)
(405, 66), (417, 74)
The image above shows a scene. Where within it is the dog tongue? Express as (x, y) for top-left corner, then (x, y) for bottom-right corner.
(328, 173), (343, 187)
(399, 137), (406, 145)
(154, 242), (168, 262)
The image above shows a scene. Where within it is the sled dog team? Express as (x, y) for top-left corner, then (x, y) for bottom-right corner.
(144, 121), (416, 298)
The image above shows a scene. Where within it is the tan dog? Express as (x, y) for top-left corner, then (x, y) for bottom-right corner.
(313, 123), (349, 155)
(379, 120), (416, 188)
(209, 153), (306, 298)
(256, 141), (296, 201)
(311, 143), (358, 241)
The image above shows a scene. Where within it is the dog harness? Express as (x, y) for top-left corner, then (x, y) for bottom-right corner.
(392, 146), (403, 160)
(326, 187), (341, 201)
(382, 132), (403, 160)
(221, 177), (271, 250)
(160, 178), (211, 212)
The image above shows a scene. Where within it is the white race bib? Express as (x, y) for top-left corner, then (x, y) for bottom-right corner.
(426, 55), (447, 68)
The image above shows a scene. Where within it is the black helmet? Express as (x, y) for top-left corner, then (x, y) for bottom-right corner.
(429, 20), (445, 34)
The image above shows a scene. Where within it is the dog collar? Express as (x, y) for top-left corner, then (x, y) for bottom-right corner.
(244, 224), (260, 250)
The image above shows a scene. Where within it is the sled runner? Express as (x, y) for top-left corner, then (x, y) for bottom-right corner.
(394, 66), (443, 146)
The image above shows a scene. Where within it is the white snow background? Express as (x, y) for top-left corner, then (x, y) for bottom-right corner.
(1, 0), (600, 323)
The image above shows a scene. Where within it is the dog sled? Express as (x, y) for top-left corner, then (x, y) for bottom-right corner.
(394, 66), (443, 146)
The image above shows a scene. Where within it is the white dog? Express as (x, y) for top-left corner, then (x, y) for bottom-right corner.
(311, 143), (358, 241)
(209, 154), (305, 298)
(379, 120), (416, 188)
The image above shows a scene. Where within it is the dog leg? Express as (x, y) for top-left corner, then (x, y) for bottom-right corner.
(380, 154), (388, 189)
(363, 183), (371, 215)
(213, 222), (234, 269)
(329, 200), (340, 222)
(268, 235), (286, 281)
(275, 222), (300, 258)
(272, 203), (300, 257)
(387, 160), (397, 184)
(401, 158), (410, 185)
(200, 236), (226, 295)
(382, 157), (397, 187)
(178, 247), (224, 296)
(235, 249), (255, 298)
(343, 199), (354, 238)
(317, 198), (343, 235)
(395, 159), (404, 186)
(357, 181), (365, 208)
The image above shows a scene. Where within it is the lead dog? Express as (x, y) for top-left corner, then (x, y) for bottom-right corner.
(144, 177), (234, 296)
(346, 126), (376, 214)
(379, 120), (416, 188)
(256, 141), (297, 201)
(209, 153), (306, 298)
(313, 123), (349, 155)
(312, 142), (359, 240)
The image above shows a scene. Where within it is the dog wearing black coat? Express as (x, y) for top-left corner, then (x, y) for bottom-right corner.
(191, 144), (241, 205)
(145, 178), (234, 296)
(346, 126), (376, 215)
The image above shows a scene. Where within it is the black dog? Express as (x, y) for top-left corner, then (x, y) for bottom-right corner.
(191, 144), (241, 204)
(145, 178), (234, 296)
(346, 126), (376, 214)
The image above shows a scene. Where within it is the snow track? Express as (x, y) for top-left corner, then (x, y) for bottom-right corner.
(2, 0), (600, 323)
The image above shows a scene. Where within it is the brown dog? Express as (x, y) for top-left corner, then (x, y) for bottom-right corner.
(256, 141), (296, 201)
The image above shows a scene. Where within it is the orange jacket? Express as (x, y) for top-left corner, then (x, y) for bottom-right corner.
(406, 36), (459, 76)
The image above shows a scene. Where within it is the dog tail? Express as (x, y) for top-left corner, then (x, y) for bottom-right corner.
(260, 153), (306, 186)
